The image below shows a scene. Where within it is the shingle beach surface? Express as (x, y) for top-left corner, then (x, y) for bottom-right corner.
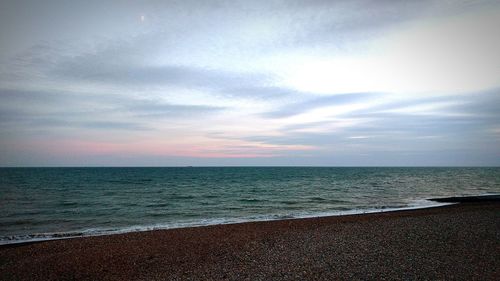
(1, 201), (499, 280)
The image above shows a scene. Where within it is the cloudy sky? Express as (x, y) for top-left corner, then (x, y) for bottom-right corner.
(1, 0), (499, 166)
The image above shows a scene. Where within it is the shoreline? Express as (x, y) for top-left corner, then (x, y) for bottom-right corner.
(1, 194), (497, 247)
(0, 198), (454, 247)
(1, 197), (499, 280)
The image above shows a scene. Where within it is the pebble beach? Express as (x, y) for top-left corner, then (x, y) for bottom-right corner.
(1, 199), (499, 280)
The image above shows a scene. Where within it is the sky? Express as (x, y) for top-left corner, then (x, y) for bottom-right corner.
(0, 0), (499, 166)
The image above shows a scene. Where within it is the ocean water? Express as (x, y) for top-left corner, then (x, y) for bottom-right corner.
(1, 167), (499, 244)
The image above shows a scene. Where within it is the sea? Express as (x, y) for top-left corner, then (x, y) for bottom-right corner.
(1, 167), (499, 245)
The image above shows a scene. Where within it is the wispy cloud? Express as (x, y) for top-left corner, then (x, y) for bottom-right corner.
(0, 88), (225, 131)
(54, 61), (270, 91)
(262, 92), (379, 118)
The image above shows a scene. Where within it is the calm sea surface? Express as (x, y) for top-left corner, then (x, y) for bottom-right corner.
(1, 167), (499, 244)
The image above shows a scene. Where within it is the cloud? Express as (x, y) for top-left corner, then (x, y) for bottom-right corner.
(127, 100), (224, 118)
(0, 88), (225, 131)
(210, 89), (500, 153)
(288, 0), (432, 48)
(54, 61), (269, 91)
(262, 92), (379, 118)
(220, 86), (297, 99)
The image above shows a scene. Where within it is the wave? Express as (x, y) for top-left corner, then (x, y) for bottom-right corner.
(105, 178), (153, 185)
(0, 199), (453, 246)
(170, 195), (196, 200)
(238, 198), (267, 203)
(145, 202), (170, 208)
(309, 197), (351, 204)
(278, 200), (300, 205)
(308, 196), (327, 201)
(60, 201), (79, 206)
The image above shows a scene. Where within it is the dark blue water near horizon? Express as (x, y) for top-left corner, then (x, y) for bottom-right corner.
(1, 167), (499, 244)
